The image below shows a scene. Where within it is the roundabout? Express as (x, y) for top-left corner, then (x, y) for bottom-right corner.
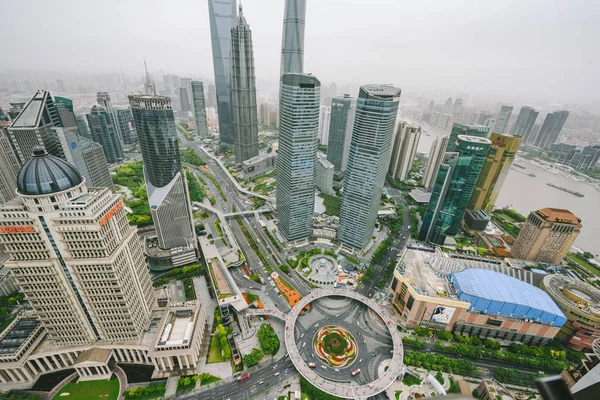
(283, 288), (404, 399)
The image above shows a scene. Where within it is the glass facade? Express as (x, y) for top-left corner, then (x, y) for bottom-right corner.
(338, 85), (401, 249)
(446, 123), (489, 153)
(420, 135), (491, 245)
(511, 106), (538, 141)
(534, 110), (569, 149)
(208, 0), (237, 147)
(280, 0), (306, 77)
(326, 95), (355, 172)
(276, 73), (320, 242)
(86, 105), (124, 163)
(191, 81), (209, 138)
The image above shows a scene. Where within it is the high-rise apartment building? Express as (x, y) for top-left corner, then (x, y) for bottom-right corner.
(419, 135), (491, 245)
(511, 208), (581, 264)
(280, 0), (306, 77)
(0, 130), (19, 203)
(492, 105), (513, 134)
(208, 0), (237, 148)
(468, 133), (522, 212)
(316, 154), (334, 195)
(511, 106), (538, 141)
(2, 147), (154, 344)
(97, 92), (124, 147)
(431, 112), (453, 131)
(388, 121), (421, 181)
(179, 87), (191, 113)
(326, 94), (355, 172)
(318, 106), (331, 146)
(129, 95), (196, 254)
(231, 5), (259, 164)
(446, 123), (489, 152)
(423, 135), (449, 189)
(54, 127), (114, 190)
(276, 73), (320, 242)
(534, 110), (570, 149)
(338, 84), (401, 249)
(191, 81), (209, 138)
(7, 90), (65, 164)
(86, 105), (124, 163)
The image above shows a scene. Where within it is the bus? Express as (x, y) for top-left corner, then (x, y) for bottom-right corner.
(237, 373), (251, 382)
(351, 369), (361, 376)
(308, 363), (316, 368)
(259, 220), (266, 228)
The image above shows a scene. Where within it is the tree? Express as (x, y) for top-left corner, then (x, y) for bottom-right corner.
(257, 323), (280, 355)
(243, 347), (264, 367)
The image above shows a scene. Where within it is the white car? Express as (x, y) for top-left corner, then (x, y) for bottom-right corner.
(335, 368), (340, 372)
(321, 365), (327, 370)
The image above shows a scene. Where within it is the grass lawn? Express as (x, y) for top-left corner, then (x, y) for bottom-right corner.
(402, 374), (422, 386)
(183, 278), (196, 301)
(395, 390), (403, 400)
(568, 254), (600, 277)
(207, 335), (225, 363)
(200, 375), (221, 386)
(301, 392), (312, 400)
(53, 377), (120, 400)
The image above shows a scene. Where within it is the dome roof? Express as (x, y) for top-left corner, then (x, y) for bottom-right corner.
(17, 146), (83, 195)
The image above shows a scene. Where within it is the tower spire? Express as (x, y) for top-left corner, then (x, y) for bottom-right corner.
(143, 60), (156, 95)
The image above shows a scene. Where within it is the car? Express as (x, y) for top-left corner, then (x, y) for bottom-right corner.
(274, 372), (280, 376)
(359, 359), (363, 363)
(311, 353), (315, 358)
(335, 368), (340, 372)
(335, 314), (340, 317)
(363, 339), (366, 344)
(321, 365), (327, 370)
(259, 381), (264, 385)
(372, 353), (376, 357)
(300, 333), (304, 338)
(284, 369), (289, 374)
(303, 342), (306, 348)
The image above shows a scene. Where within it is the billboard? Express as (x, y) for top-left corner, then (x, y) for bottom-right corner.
(430, 305), (456, 325)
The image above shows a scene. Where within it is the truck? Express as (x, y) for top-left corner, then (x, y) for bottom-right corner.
(237, 373), (251, 382)
(352, 369), (361, 376)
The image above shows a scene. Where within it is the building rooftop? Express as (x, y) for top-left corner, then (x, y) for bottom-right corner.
(157, 308), (196, 347)
(0, 317), (41, 356)
(536, 208), (581, 225)
(458, 135), (492, 144)
(17, 147), (83, 195)
(361, 84), (401, 98)
(9, 90), (48, 128)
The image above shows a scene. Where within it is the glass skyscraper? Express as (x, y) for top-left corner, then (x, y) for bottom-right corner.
(534, 110), (570, 149)
(492, 105), (513, 134)
(208, 0), (237, 147)
(511, 106), (538, 142)
(419, 135), (491, 245)
(191, 81), (209, 138)
(231, 5), (259, 164)
(280, 0), (306, 77)
(86, 105), (124, 164)
(446, 123), (489, 152)
(338, 84), (401, 249)
(276, 73), (320, 242)
(129, 95), (195, 251)
(326, 94), (355, 172)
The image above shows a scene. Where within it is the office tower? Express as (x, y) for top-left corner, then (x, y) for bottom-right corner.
(231, 5), (259, 164)
(116, 108), (137, 145)
(423, 135), (449, 189)
(54, 127), (114, 190)
(54, 96), (78, 134)
(318, 106), (331, 146)
(143, 61), (156, 95)
(86, 105), (124, 163)
(444, 97), (453, 114)
(511, 208), (581, 264)
(453, 98), (463, 114)
(430, 112), (453, 131)
(0, 130), (19, 203)
(326, 94), (356, 172)
(276, 73), (320, 242)
(280, 0), (306, 77)
(446, 123), (489, 152)
(8, 102), (25, 120)
(419, 135), (491, 245)
(511, 106), (538, 141)
(477, 112), (493, 126)
(208, 0), (237, 148)
(571, 145), (600, 170)
(191, 81), (209, 138)
(75, 115), (91, 139)
(527, 123), (542, 144)
(388, 121), (421, 181)
(492, 105), (513, 134)
(468, 133), (522, 212)
(129, 95), (196, 252)
(179, 87), (190, 113)
(338, 84), (401, 249)
(2, 147), (154, 344)
(97, 92), (124, 146)
(316, 154), (334, 195)
(534, 110), (570, 149)
(7, 90), (65, 164)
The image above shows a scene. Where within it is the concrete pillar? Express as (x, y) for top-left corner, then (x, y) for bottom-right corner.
(114, 348), (124, 362)
(5, 369), (19, 383)
(26, 361), (39, 375)
(34, 358), (47, 373)
(58, 353), (69, 368)
(86, 367), (93, 376)
(166, 356), (173, 371)
(125, 349), (132, 362)
(134, 349), (141, 362)
(176, 355), (182, 369)
(20, 367), (33, 382)
(184, 355), (190, 369)
(159, 357), (166, 371)
(67, 352), (75, 364)
(0, 371), (7, 383)
(151, 357), (159, 371)
(41, 356), (53, 371)
(50, 354), (61, 369)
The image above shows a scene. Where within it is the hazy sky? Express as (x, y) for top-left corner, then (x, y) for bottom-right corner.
(2, 0), (599, 104)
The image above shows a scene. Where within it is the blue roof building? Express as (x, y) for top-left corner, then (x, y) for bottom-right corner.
(450, 269), (567, 327)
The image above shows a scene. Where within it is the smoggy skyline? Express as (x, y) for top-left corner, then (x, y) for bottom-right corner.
(1, 0), (598, 104)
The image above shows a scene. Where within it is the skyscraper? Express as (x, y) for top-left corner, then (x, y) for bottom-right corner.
(534, 110), (570, 149)
(208, 0), (237, 148)
(143, 61), (156, 96)
(76, 115), (91, 139)
(54, 96), (78, 134)
(179, 87), (191, 113)
(468, 133), (522, 213)
(318, 106), (331, 146)
(191, 81), (209, 138)
(388, 121), (421, 181)
(326, 94), (355, 173)
(97, 92), (124, 146)
(446, 123), (489, 152)
(0, 130), (19, 203)
(338, 84), (401, 249)
(129, 95), (196, 252)
(280, 0), (306, 77)
(231, 5), (259, 164)
(86, 105), (124, 163)
(3, 147), (154, 344)
(511, 208), (581, 264)
(7, 90), (65, 164)
(419, 135), (491, 245)
(422, 135), (449, 189)
(276, 73), (320, 242)
(493, 105), (513, 134)
(511, 106), (538, 141)
(116, 108), (137, 145)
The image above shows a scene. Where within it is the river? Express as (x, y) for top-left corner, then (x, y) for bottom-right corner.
(418, 123), (599, 253)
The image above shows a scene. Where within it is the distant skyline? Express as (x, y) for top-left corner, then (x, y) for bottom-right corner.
(1, 0), (599, 104)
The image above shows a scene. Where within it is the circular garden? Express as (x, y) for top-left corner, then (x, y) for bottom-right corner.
(313, 326), (357, 368)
